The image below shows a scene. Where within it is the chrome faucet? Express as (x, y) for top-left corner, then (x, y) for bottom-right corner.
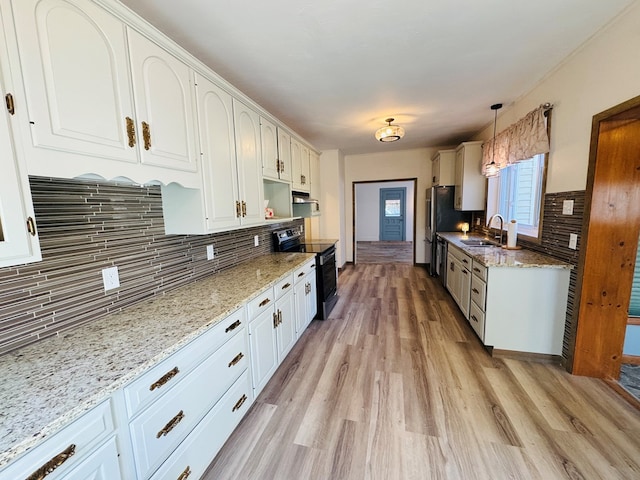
(487, 213), (505, 246)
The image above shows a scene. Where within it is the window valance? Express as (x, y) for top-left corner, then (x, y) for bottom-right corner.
(481, 105), (550, 175)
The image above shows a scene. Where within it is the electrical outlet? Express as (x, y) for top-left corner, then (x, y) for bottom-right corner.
(254, 235), (260, 247)
(562, 200), (574, 215)
(102, 266), (120, 291)
(568, 233), (578, 250)
(206, 245), (215, 260)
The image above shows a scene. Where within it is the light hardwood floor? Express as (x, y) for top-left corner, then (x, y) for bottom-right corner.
(356, 241), (413, 264)
(204, 264), (640, 479)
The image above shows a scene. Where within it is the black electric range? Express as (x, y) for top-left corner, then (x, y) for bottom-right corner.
(273, 228), (338, 320)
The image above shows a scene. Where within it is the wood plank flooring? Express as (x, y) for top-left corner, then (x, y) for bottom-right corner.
(203, 264), (640, 480)
(356, 241), (413, 264)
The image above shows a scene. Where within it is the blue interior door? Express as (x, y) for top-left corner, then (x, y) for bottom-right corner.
(379, 188), (406, 241)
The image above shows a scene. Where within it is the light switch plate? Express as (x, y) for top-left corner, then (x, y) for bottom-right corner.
(254, 235), (260, 247)
(562, 199), (574, 215)
(206, 245), (214, 260)
(569, 233), (578, 250)
(102, 266), (120, 291)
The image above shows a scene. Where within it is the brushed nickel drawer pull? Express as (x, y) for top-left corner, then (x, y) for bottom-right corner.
(177, 466), (192, 480)
(125, 116), (136, 147)
(278, 310), (283, 326)
(225, 319), (241, 333)
(474, 267), (481, 273)
(5, 93), (15, 115)
(228, 352), (244, 367)
(462, 270), (468, 275)
(259, 297), (271, 307)
(297, 272), (305, 278)
(281, 282), (291, 290)
(157, 410), (184, 438)
(462, 258), (469, 264)
(273, 312), (278, 328)
(241, 201), (247, 217)
(142, 121), (151, 150)
(27, 217), (37, 236)
(235, 200), (241, 218)
(471, 315), (478, 323)
(472, 288), (480, 294)
(232, 394), (247, 412)
(26, 444), (76, 480)
(150, 366), (179, 391)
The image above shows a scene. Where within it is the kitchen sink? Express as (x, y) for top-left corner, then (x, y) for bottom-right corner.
(460, 239), (499, 247)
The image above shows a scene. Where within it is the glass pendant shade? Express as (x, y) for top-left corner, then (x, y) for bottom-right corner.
(375, 118), (405, 142)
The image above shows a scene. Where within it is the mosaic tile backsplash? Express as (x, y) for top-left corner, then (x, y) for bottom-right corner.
(0, 176), (303, 355)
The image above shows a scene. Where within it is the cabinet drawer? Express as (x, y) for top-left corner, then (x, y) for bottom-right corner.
(275, 273), (294, 300)
(470, 274), (487, 311)
(294, 258), (316, 283)
(128, 332), (248, 479)
(124, 307), (246, 418)
(0, 401), (114, 480)
(149, 371), (253, 480)
(471, 260), (487, 281)
(449, 245), (472, 268)
(469, 301), (486, 341)
(247, 287), (275, 319)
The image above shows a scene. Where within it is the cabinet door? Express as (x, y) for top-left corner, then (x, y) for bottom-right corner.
(291, 137), (303, 191)
(294, 280), (308, 336)
(65, 438), (122, 480)
(196, 74), (240, 230)
(309, 150), (320, 197)
(459, 264), (471, 319)
(233, 99), (264, 226)
(432, 154), (440, 185)
(276, 292), (296, 359)
(277, 127), (292, 182)
(260, 117), (279, 180)
(446, 253), (458, 301)
(306, 274), (318, 326)
(248, 307), (278, 396)
(0, 38), (40, 268)
(299, 144), (311, 192)
(11, 0), (137, 168)
(127, 28), (197, 173)
(454, 150), (464, 210)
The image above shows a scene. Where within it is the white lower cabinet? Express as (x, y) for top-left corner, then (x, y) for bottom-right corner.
(293, 258), (317, 336)
(0, 401), (118, 480)
(149, 371), (252, 480)
(446, 246), (471, 319)
(248, 274), (297, 397)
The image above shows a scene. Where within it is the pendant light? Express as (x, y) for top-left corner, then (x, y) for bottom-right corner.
(375, 118), (405, 142)
(485, 103), (502, 178)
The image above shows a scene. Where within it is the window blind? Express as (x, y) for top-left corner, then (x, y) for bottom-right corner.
(630, 236), (640, 317)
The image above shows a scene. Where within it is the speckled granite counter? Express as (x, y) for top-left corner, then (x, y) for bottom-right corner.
(0, 252), (314, 468)
(437, 232), (572, 269)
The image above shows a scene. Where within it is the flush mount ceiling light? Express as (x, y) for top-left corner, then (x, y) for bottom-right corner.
(485, 103), (503, 178)
(375, 118), (405, 142)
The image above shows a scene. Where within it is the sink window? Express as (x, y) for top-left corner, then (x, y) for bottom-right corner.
(485, 108), (551, 242)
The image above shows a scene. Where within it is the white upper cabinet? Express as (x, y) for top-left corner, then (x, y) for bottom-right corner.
(196, 75), (239, 231)
(261, 117), (279, 180)
(291, 137), (310, 192)
(276, 128), (292, 182)
(127, 27), (198, 174)
(0, 15), (41, 268)
(233, 99), (264, 226)
(7, 0), (199, 187)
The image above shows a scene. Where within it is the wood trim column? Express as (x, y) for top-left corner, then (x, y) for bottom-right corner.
(572, 97), (640, 378)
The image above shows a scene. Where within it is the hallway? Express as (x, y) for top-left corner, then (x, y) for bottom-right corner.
(204, 264), (640, 479)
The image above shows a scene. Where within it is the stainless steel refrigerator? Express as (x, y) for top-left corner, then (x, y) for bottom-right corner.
(426, 186), (472, 279)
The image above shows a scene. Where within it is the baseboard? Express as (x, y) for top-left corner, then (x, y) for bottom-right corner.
(604, 378), (640, 411)
(622, 354), (640, 365)
(490, 348), (562, 364)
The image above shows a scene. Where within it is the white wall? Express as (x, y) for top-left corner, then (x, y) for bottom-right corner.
(344, 148), (433, 263)
(318, 149), (346, 267)
(473, 1), (640, 193)
(355, 181), (415, 241)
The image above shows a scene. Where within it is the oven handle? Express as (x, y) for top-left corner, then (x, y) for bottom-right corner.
(319, 251), (335, 266)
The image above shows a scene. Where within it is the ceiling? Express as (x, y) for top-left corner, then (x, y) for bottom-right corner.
(120, 0), (634, 155)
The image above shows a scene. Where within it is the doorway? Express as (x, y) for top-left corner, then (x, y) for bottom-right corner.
(571, 95), (640, 401)
(354, 179), (416, 265)
(379, 187), (406, 241)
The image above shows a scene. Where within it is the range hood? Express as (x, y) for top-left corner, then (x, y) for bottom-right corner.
(292, 191), (320, 217)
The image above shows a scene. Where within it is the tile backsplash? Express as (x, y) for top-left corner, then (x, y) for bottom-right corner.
(0, 177), (302, 355)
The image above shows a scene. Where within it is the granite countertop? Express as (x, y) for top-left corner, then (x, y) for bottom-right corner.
(0, 252), (315, 468)
(437, 232), (572, 269)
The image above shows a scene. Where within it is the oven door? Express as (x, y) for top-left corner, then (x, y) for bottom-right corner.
(320, 249), (337, 297)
